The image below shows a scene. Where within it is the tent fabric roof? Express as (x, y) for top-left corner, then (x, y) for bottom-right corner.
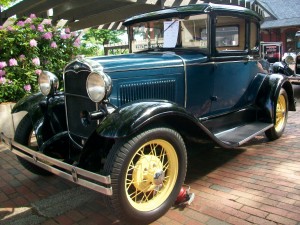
(2, 0), (299, 30)
(1, 0), (201, 31)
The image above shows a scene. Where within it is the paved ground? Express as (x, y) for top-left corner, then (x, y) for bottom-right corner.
(1, 86), (300, 225)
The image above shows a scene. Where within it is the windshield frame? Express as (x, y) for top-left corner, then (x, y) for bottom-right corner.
(128, 13), (210, 53)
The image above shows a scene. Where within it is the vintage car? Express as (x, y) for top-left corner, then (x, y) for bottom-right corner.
(1, 3), (296, 225)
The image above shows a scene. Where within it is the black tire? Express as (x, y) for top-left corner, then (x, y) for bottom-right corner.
(265, 88), (288, 140)
(14, 114), (52, 176)
(104, 127), (187, 225)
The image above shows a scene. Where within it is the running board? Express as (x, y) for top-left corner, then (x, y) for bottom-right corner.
(214, 122), (273, 147)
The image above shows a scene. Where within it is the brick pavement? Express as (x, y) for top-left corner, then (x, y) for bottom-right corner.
(1, 86), (300, 225)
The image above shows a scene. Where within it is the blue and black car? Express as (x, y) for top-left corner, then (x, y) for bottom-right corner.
(1, 3), (296, 224)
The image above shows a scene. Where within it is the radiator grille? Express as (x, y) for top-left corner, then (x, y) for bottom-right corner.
(119, 79), (176, 105)
(64, 67), (96, 138)
(65, 95), (97, 138)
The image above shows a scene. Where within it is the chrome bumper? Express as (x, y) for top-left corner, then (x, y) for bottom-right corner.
(0, 132), (112, 196)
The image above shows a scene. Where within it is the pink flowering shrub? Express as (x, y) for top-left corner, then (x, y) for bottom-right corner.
(0, 14), (80, 103)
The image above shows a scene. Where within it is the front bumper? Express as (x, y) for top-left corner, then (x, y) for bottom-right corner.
(0, 132), (112, 196)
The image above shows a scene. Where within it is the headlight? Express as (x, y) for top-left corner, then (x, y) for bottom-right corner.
(86, 71), (111, 103)
(38, 71), (59, 96)
(284, 55), (295, 65)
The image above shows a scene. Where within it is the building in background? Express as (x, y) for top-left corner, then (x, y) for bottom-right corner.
(257, 0), (300, 54)
(204, 0), (300, 55)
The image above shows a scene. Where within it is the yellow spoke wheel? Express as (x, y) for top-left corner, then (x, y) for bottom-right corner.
(104, 127), (187, 225)
(275, 94), (287, 132)
(126, 139), (178, 211)
(265, 88), (288, 140)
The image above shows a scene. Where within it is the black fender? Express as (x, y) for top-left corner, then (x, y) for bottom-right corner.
(256, 73), (295, 124)
(12, 92), (46, 124)
(272, 61), (295, 76)
(97, 100), (231, 147)
(78, 99), (232, 170)
(12, 92), (67, 148)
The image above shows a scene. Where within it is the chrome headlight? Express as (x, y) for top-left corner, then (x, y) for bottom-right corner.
(38, 71), (59, 96)
(86, 71), (112, 103)
(284, 55), (295, 65)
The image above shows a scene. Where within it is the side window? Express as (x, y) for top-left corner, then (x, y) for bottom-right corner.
(216, 26), (239, 47)
(215, 16), (246, 52)
(181, 14), (208, 49)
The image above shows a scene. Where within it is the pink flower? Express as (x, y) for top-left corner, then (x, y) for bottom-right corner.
(24, 84), (31, 92)
(50, 41), (57, 48)
(9, 58), (18, 66)
(24, 18), (32, 24)
(19, 55), (26, 61)
(44, 20), (52, 25)
(0, 70), (6, 76)
(7, 26), (14, 31)
(60, 34), (71, 39)
(35, 69), (42, 75)
(0, 61), (7, 69)
(30, 39), (37, 47)
(32, 57), (40, 66)
(0, 26), (3, 30)
(17, 21), (25, 27)
(0, 76), (6, 84)
(73, 38), (81, 47)
(42, 32), (53, 40)
(65, 28), (70, 33)
(30, 25), (36, 30)
(30, 14), (36, 19)
(37, 24), (44, 32)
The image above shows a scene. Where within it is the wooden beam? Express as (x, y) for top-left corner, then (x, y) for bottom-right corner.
(68, 3), (160, 31)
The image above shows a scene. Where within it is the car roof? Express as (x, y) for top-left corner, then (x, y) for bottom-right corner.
(123, 3), (262, 26)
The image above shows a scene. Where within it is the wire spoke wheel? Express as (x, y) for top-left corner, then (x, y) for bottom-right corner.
(265, 88), (288, 140)
(126, 139), (178, 211)
(104, 127), (187, 225)
(275, 94), (287, 132)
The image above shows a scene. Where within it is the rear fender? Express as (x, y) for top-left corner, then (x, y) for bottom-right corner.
(256, 74), (295, 123)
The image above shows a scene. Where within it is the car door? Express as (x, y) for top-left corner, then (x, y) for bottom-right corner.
(209, 15), (260, 115)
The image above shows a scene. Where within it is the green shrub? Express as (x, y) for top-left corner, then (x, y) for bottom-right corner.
(0, 14), (80, 103)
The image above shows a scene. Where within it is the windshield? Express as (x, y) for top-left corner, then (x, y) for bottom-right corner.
(130, 14), (209, 52)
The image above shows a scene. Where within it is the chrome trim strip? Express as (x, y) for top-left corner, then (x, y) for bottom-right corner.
(187, 60), (255, 67)
(104, 64), (183, 73)
(1, 132), (112, 196)
(174, 54), (187, 108)
(238, 124), (273, 146)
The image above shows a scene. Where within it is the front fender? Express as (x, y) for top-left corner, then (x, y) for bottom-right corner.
(12, 92), (46, 125)
(97, 100), (191, 138)
(95, 100), (229, 148)
(12, 92), (67, 147)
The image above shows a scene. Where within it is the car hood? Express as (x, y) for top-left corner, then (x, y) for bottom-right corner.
(90, 51), (208, 73)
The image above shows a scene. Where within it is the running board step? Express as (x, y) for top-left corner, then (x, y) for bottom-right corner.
(214, 122), (273, 147)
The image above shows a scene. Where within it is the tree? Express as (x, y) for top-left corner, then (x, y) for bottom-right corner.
(78, 28), (126, 56)
(0, 0), (17, 7)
